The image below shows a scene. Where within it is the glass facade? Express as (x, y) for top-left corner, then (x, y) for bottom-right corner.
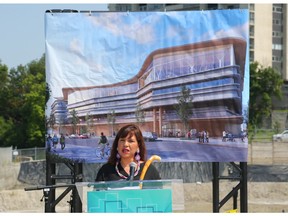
(59, 37), (246, 137)
(153, 77), (238, 96)
(143, 45), (234, 86)
(69, 83), (138, 104)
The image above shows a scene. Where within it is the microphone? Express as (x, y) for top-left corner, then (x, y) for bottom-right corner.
(127, 162), (137, 181)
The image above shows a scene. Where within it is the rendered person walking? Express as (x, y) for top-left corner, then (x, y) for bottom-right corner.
(98, 132), (108, 158)
(52, 134), (58, 148)
(60, 134), (65, 150)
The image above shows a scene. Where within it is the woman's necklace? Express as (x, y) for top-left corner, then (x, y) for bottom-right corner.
(115, 161), (140, 179)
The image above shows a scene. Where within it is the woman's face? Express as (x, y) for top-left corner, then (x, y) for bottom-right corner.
(117, 133), (139, 161)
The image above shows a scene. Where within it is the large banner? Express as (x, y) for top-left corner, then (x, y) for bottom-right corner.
(45, 9), (249, 163)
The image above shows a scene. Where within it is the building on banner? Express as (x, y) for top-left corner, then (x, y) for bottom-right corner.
(53, 37), (246, 137)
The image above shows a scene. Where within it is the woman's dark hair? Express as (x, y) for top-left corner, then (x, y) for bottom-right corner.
(107, 124), (147, 165)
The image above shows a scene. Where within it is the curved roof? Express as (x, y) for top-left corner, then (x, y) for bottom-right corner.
(62, 37), (247, 100)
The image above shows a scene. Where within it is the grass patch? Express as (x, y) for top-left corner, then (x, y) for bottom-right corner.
(249, 129), (274, 142)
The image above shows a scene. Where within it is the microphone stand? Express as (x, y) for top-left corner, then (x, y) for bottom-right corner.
(127, 162), (137, 186)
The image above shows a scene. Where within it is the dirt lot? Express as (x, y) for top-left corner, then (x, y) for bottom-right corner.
(0, 162), (287, 213)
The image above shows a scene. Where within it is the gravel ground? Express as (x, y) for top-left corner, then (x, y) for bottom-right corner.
(1, 163), (288, 213)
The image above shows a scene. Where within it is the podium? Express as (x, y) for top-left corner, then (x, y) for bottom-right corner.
(76, 179), (184, 213)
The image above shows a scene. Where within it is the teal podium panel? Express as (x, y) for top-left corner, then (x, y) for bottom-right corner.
(87, 188), (172, 213)
(75, 180), (184, 213)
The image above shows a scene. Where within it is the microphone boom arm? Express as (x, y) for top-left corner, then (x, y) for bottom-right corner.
(139, 155), (161, 189)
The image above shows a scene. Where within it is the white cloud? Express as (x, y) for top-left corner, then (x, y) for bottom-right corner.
(87, 13), (156, 45)
(70, 38), (83, 56)
(203, 21), (249, 41)
(166, 25), (181, 38)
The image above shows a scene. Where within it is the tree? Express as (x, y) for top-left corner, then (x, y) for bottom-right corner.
(249, 62), (283, 129)
(0, 55), (46, 148)
(21, 56), (46, 147)
(135, 103), (146, 126)
(0, 62), (9, 118)
(273, 120), (281, 134)
(107, 110), (116, 136)
(174, 85), (193, 134)
(46, 82), (51, 110)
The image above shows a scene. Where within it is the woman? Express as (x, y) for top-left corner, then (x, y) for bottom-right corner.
(95, 124), (160, 181)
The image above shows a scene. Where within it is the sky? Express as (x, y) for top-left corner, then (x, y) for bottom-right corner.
(45, 9), (249, 115)
(0, 4), (108, 69)
(0, 4), (249, 117)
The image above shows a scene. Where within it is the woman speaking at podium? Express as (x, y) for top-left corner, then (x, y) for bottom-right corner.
(95, 124), (161, 181)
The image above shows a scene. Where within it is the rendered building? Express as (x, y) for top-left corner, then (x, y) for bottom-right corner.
(109, 3), (288, 108)
(61, 37), (247, 137)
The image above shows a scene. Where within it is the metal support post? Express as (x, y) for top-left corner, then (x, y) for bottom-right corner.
(45, 152), (56, 212)
(240, 162), (248, 212)
(212, 162), (220, 212)
(44, 153), (84, 212)
(212, 162), (248, 213)
(72, 162), (83, 212)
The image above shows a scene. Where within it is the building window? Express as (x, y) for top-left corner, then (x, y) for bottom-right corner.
(272, 31), (283, 38)
(272, 44), (283, 50)
(153, 77), (237, 96)
(147, 4), (163, 11)
(144, 46), (234, 86)
(272, 56), (282, 62)
(249, 39), (254, 49)
(273, 19), (282, 25)
(207, 4), (218, 10)
(139, 4), (147, 11)
(227, 4), (240, 9)
(116, 4), (132, 11)
(249, 12), (254, 25)
(249, 26), (254, 37)
(249, 4), (254, 11)
(273, 5), (283, 13)
(249, 51), (254, 62)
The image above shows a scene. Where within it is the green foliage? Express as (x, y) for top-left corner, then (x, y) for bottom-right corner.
(174, 85), (193, 132)
(107, 110), (116, 125)
(249, 61), (283, 129)
(107, 110), (116, 136)
(47, 113), (56, 131)
(135, 103), (145, 126)
(273, 120), (281, 134)
(70, 109), (79, 134)
(85, 112), (94, 134)
(0, 117), (13, 146)
(0, 55), (46, 148)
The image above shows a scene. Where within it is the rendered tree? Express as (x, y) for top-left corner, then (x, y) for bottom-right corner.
(249, 61), (283, 129)
(70, 109), (80, 134)
(135, 103), (146, 126)
(58, 116), (67, 134)
(47, 113), (56, 132)
(174, 85), (193, 134)
(85, 112), (94, 135)
(107, 110), (116, 136)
